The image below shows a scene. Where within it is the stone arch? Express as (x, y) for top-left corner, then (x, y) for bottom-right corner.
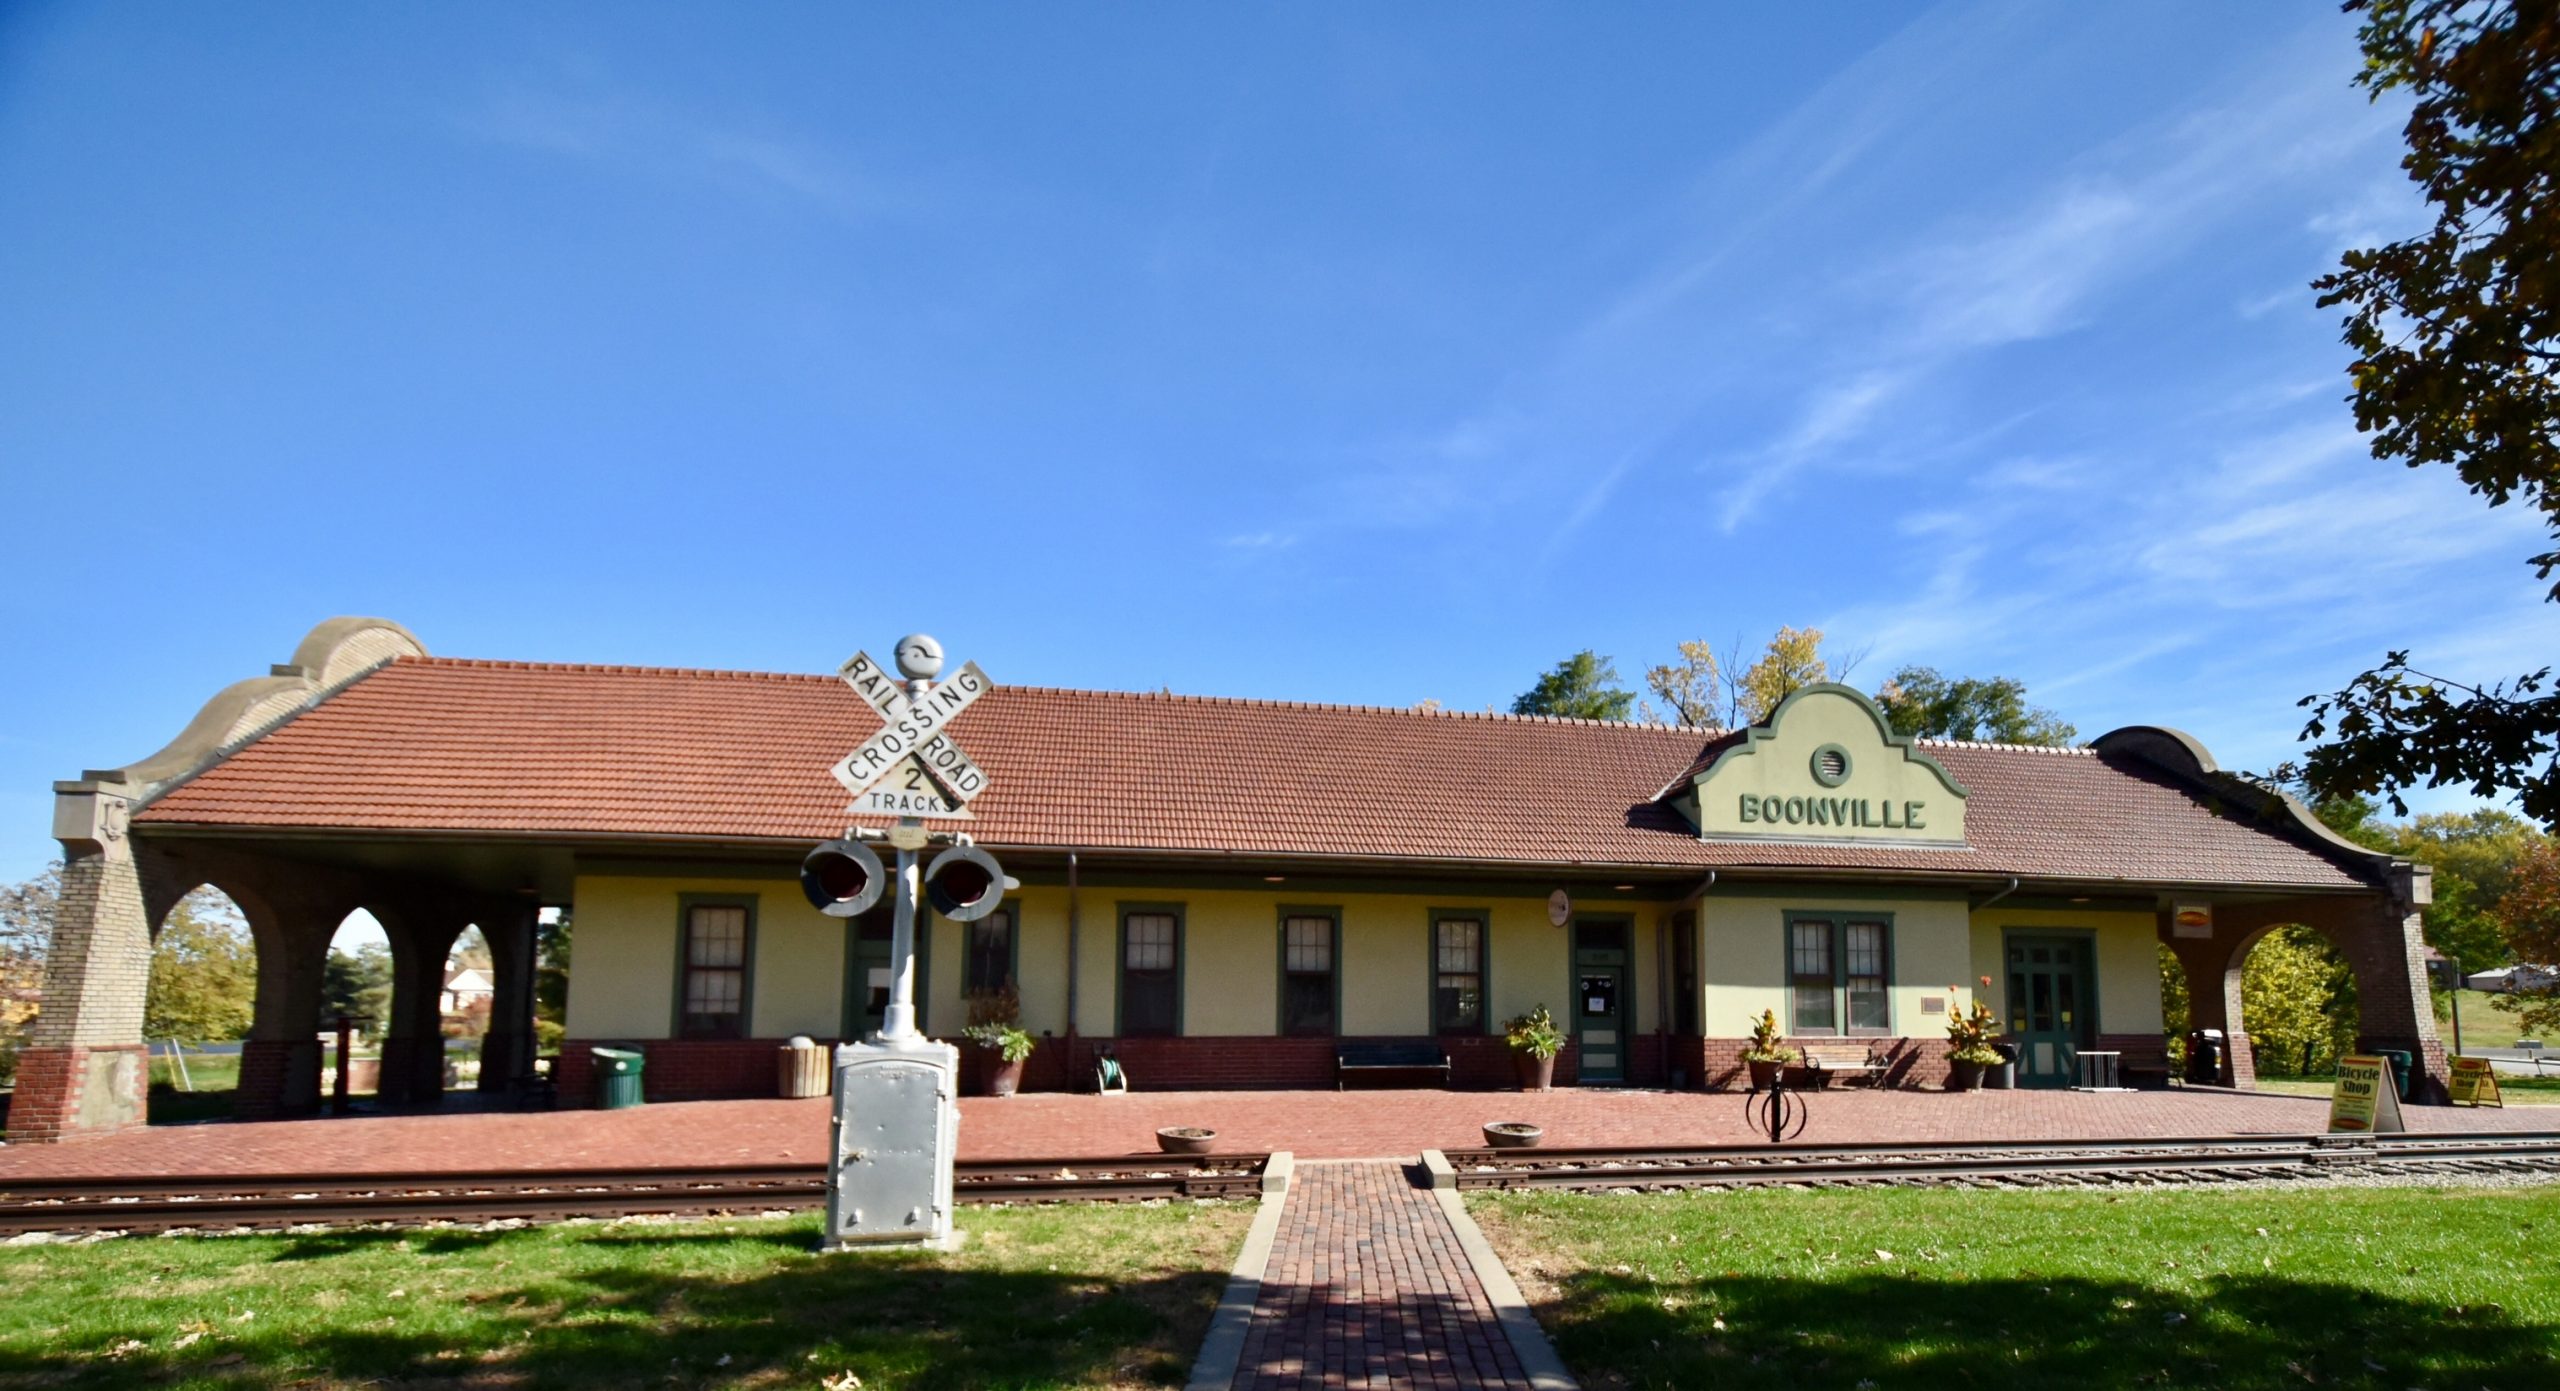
(2226, 919), (2361, 1081)
(2175, 896), (2444, 1099)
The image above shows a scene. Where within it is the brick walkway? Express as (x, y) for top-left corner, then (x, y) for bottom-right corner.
(1230, 1160), (1532, 1391)
(1, 1086), (2550, 1179)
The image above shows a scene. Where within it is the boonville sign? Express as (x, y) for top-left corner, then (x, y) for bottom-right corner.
(1673, 684), (1971, 848)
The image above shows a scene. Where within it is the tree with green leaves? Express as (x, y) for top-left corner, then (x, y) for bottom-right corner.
(143, 890), (257, 1043)
(322, 942), (394, 1036)
(2294, 0), (2560, 827)
(2242, 925), (2361, 1078)
(1513, 651), (1635, 721)
(1874, 667), (2078, 746)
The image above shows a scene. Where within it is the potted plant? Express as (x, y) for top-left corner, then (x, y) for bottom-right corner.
(960, 986), (1035, 1097)
(1740, 1008), (1799, 1091)
(1506, 1005), (1564, 1091)
(1157, 1126), (1217, 1155)
(1944, 979), (2003, 1092)
(1482, 1121), (1544, 1149)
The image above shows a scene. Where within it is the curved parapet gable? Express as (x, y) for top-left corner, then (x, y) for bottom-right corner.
(2090, 724), (2423, 898)
(1686, 683), (1969, 847)
(70, 618), (426, 809)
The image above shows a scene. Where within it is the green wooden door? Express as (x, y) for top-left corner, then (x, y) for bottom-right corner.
(1573, 921), (1631, 1084)
(2005, 936), (2093, 1088)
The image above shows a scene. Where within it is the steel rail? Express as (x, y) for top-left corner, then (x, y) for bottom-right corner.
(0, 1154), (1271, 1236)
(1439, 1132), (2560, 1193)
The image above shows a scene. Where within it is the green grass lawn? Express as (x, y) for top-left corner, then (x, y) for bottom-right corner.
(2250, 1072), (2560, 1104)
(1474, 1183), (2560, 1391)
(148, 1051), (241, 1125)
(0, 1202), (1253, 1390)
(2438, 991), (2547, 1051)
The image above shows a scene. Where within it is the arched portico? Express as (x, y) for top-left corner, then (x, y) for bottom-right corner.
(2162, 875), (2442, 1100)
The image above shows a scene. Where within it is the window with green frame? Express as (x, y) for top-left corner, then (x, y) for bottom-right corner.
(679, 902), (752, 1040)
(1787, 912), (1891, 1036)
(964, 908), (1015, 994)
(1279, 912), (1337, 1037)
(1431, 912), (1486, 1035)
(1120, 909), (1180, 1037)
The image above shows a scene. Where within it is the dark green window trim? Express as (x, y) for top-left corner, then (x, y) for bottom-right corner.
(1427, 907), (1493, 1036)
(1116, 901), (1185, 1038)
(836, 905), (936, 1041)
(1999, 926), (2102, 1039)
(963, 905), (1022, 996)
(674, 893), (758, 1041)
(1276, 904), (1342, 1038)
(1782, 909), (1896, 1037)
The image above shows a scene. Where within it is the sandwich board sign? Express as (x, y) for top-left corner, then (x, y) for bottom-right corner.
(2326, 1055), (2407, 1134)
(2448, 1056), (2504, 1108)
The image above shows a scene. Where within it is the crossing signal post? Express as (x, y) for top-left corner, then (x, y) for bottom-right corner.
(810, 633), (1014, 1252)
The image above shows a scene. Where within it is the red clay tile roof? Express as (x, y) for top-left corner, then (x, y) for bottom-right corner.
(134, 657), (2374, 892)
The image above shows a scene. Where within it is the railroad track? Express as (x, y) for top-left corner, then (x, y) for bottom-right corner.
(1436, 1131), (2560, 1193)
(0, 1153), (1270, 1236)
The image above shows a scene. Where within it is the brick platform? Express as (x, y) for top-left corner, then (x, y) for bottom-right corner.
(1232, 1160), (1532, 1391)
(0, 1085), (2550, 1181)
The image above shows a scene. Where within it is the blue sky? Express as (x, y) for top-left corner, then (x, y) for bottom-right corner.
(4, 2), (2552, 913)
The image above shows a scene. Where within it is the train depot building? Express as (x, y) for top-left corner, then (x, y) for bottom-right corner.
(8, 619), (2449, 1141)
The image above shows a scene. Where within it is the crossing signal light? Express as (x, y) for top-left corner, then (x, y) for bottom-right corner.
(800, 839), (887, 917)
(923, 844), (1013, 922)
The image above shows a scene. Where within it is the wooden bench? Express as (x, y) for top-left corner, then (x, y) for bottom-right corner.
(2114, 1037), (2173, 1090)
(1787, 1040), (1890, 1090)
(1335, 1042), (1451, 1091)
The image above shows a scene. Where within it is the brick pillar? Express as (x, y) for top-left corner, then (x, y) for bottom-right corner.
(477, 903), (538, 1094)
(2165, 932), (2249, 1088)
(237, 896), (338, 1119)
(8, 785), (152, 1142)
(2331, 883), (2448, 1105)
(377, 907), (463, 1108)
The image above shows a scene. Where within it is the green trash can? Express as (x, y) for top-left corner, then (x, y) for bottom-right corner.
(2374, 1048), (2415, 1102)
(592, 1046), (645, 1110)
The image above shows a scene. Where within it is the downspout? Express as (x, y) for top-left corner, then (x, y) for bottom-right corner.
(1977, 876), (2021, 913)
(1064, 851), (1081, 1088)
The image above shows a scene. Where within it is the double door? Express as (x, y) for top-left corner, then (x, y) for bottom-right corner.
(2005, 935), (2093, 1088)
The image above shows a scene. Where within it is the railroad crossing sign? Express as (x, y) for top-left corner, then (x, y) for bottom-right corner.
(832, 648), (995, 819)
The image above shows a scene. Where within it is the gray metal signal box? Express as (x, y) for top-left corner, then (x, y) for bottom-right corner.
(824, 1039), (961, 1251)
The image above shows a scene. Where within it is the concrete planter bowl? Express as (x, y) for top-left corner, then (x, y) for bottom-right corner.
(1156, 1126), (1217, 1155)
(1482, 1121), (1544, 1149)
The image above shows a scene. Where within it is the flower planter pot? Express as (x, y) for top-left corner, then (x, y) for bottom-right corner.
(988, 1057), (1025, 1098)
(1946, 1058), (1987, 1092)
(1745, 1058), (1788, 1092)
(1157, 1126), (1216, 1155)
(1515, 1052), (1556, 1092)
(1483, 1122), (1543, 1149)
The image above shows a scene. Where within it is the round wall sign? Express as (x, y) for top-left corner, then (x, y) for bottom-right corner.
(1809, 743), (1854, 788)
(1548, 889), (1572, 928)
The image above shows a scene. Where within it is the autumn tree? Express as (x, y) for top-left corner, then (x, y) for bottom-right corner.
(0, 865), (55, 1088)
(1512, 650), (1636, 721)
(1875, 667), (2079, 746)
(2294, 0), (2560, 826)
(1645, 627), (1866, 728)
(2241, 925), (2361, 1077)
(2492, 840), (2560, 1038)
(143, 890), (257, 1043)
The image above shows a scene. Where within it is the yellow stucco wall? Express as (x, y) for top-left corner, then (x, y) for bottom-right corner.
(567, 874), (1664, 1040)
(565, 876), (848, 1040)
(1968, 906), (2165, 1037)
(1697, 890), (1972, 1038)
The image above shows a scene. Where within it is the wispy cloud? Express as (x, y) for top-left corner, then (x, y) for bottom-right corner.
(458, 83), (896, 225)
